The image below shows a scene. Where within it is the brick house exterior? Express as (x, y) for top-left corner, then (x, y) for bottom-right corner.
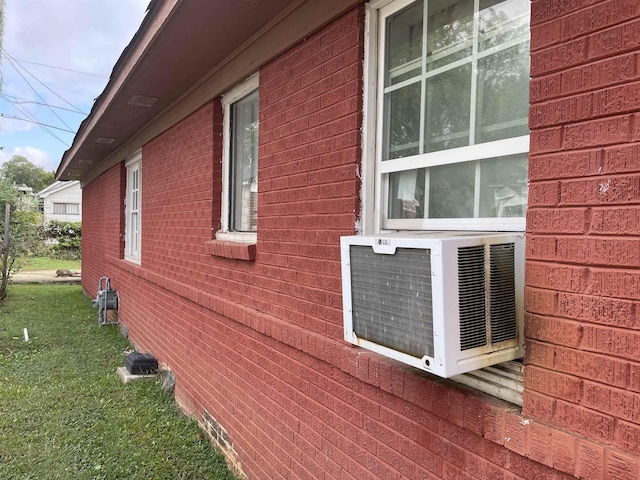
(61, 1), (640, 478)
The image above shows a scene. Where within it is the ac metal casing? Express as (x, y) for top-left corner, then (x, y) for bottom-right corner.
(340, 232), (525, 378)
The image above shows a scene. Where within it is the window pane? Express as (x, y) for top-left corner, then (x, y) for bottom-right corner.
(384, 82), (421, 160)
(478, 0), (530, 51)
(479, 153), (528, 217)
(388, 168), (426, 219)
(425, 63), (471, 152)
(428, 162), (475, 218)
(231, 89), (259, 232)
(475, 44), (530, 143)
(385, 1), (423, 86)
(426, 0), (473, 71)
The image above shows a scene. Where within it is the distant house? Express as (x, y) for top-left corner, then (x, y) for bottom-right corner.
(57, 1), (640, 479)
(38, 181), (81, 223)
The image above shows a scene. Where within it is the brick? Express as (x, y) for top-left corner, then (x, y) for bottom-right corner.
(527, 208), (588, 234)
(525, 422), (553, 467)
(591, 206), (640, 235)
(615, 420), (640, 454)
(526, 262), (590, 294)
(554, 401), (615, 442)
(604, 144), (640, 174)
(560, 175), (640, 206)
(606, 450), (638, 479)
(555, 237), (640, 267)
(561, 0), (640, 41)
(584, 382), (640, 423)
(582, 324), (640, 361)
(525, 314), (583, 347)
(531, 18), (562, 51)
(529, 149), (602, 181)
(527, 181), (560, 207)
(589, 18), (640, 60)
(530, 37), (588, 76)
(576, 439), (605, 479)
(550, 429), (577, 475)
(563, 115), (634, 150)
(480, 402), (506, 445)
(503, 411), (528, 455)
(525, 287), (557, 316)
(530, 0), (600, 25)
(530, 127), (563, 154)
(530, 72), (563, 102)
(522, 390), (556, 423)
(525, 340), (556, 370)
(560, 53), (639, 96)
(524, 365), (583, 403)
(556, 292), (639, 329)
(590, 269), (640, 300)
(552, 345), (630, 389)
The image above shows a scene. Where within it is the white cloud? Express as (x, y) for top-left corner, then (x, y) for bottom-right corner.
(0, 146), (55, 172)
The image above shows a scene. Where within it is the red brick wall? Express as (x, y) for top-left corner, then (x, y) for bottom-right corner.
(78, 2), (640, 479)
(81, 163), (124, 296)
(525, 0), (640, 476)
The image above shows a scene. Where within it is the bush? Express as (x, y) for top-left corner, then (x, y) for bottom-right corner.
(45, 220), (81, 258)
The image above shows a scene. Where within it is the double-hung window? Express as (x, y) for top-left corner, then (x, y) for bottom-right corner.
(219, 73), (259, 243)
(125, 150), (142, 263)
(362, 0), (530, 403)
(370, 0), (530, 232)
(53, 203), (80, 215)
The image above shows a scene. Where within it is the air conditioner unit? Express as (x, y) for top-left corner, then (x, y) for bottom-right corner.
(340, 232), (525, 378)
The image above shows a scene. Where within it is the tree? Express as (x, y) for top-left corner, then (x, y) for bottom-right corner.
(0, 156), (55, 192)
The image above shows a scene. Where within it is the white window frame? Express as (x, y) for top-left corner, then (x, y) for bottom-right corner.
(362, 0), (529, 403)
(364, 0), (530, 234)
(124, 150), (142, 264)
(53, 203), (80, 215)
(217, 72), (259, 244)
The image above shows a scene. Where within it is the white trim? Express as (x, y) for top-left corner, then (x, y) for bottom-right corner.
(360, 0), (531, 402)
(218, 73), (259, 241)
(378, 135), (530, 174)
(124, 149), (142, 264)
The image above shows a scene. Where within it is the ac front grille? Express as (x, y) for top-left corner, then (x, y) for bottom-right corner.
(349, 246), (434, 359)
(458, 245), (488, 350)
(489, 243), (518, 344)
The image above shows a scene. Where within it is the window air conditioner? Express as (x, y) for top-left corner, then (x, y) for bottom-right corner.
(340, 232), (525, 378)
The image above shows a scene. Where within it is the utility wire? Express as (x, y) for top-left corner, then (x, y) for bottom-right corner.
(2, 96), (71, 147)
(2, 52), (74, 132)
(1, 49), (86, 121)
(4, 57), (108, 79)
(0, 113), (75, 133)
(1, 93), (86, 115)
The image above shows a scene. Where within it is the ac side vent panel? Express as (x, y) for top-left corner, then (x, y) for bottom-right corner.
(489, 243), (518, 344)
(458, 245), (487, 351)
(349, 246), (434, 359)
(341, 232), (525, 378)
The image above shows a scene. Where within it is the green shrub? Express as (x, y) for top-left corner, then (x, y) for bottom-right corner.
(45, 220), (81, 258)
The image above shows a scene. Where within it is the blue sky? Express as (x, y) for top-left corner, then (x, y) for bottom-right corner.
(0, 0), (149, 174)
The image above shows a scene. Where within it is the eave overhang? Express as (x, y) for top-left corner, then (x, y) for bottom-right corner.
(57, 0), (306, 182)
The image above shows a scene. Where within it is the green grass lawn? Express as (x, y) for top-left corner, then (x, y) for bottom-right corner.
(17, 256), (82, 272)
(0, 284), (237, 480)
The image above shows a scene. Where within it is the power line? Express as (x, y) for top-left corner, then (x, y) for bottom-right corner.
(1, 93), (86, 115)
(1, 49), (86, 120)
(3, 57), (108, 79)
(2, 52), (74, 132)
(3, 92), (71, 146)
(0, 113), (75, 134)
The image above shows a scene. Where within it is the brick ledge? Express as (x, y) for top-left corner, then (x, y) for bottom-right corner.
(205, 240), (256, 261)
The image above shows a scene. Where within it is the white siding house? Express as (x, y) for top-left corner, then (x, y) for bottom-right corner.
(38, 181), (82, 224)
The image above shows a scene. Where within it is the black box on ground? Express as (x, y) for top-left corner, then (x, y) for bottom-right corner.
(126, 352), (158, 374)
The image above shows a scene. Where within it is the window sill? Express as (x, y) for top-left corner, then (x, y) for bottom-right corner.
(206, 240), (256, 261)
